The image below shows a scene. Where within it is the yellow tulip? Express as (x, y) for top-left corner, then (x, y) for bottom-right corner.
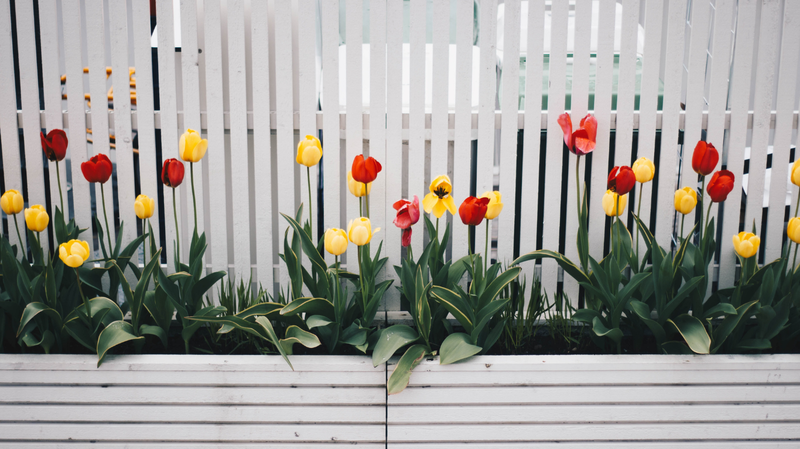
(347, 171), (372, 198)
(482, 191), (503, 220)
(792, 159), (800, 187)
(347, 217), (380, 246)
(179, 128), (208, 163)
(422, 175), (457, 218)
(788, 217), (800, 244)
(59, 239), (91, 268)
(134, 194), (155, 220)
(325, 228), (348, 256)
(632, 157), (655, 183)
(296, 135), (323, 167)
(732, 232), (760, 259)
(674, 187), (697, 215)
(601, 190), (627, 217)
(0, 189), (24, 215)
(24, 205), (49, 233)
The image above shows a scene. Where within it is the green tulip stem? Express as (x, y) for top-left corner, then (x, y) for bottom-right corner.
(13, 214), (26, 262)
(575, 155), (582, 231)
(793, 243), (798, 274)
(680, 214), (685, 242)
(615, 194), (620, 259)
(307, 166), (313, 238)
(484, 219), (489, 272)
(364, 183), (370, 218)
(143, 218), (149, 267)
(703, 200), (713, 246)
(359, 197), (363, 217)
(357, 245), (366, 315)
(795, 190), (800, 218)
(172, 188), (180, 266)
(636, 183), (643, 262)
(468, 225), (473, 255)
(75, 267), (91, 323)
(436, 217), (440, 242)
(190, 162), (198, 233)
(407, 243), (413, 261)
(100, 183), (113, 254)
(35, 231), (41, 250)
(699, 177), (706, 243)
(56, 160), (64, 214)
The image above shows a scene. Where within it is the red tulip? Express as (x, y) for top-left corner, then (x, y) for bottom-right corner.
(351, 154), (382, 184)
(558, 113), (597, 156)
(401, 228), (413, 247)
(458, 196), (490, 226)
(692, 140), (719, 176)
(161, 158), (185, 188)
(81, 153), (113, 184)
(707, 170), (735, 202)
(607, 166), (636, 196)
(393, 195), (420, 229)
(41, 129), (68, 162)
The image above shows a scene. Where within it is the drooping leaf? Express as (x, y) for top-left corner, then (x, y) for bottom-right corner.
(387, 344), (427, 395)
(372, 324), (419, 367)
(280, 297), (334, 318)
(97, 321), (144, 367)
(439, 332), (482, 365)
(279, 325), (321, 355)
(667, 314), (711, 354)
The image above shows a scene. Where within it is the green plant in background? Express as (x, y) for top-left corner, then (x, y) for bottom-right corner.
(500, 276), (548, 354)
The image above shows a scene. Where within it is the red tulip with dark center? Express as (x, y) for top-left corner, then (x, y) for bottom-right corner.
(707, 170), (735, 202)
(161, 158), (185, 188)
(81, 153), (113, 184)
(458, 196), (490, 226)
(607, 166), (636, 196)
(692, 140), (719, 176)
(351, 154), (382, 184)
(41, 129), (68, 162)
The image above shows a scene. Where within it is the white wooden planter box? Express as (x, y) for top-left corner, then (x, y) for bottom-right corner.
(2, 354), (800, 447)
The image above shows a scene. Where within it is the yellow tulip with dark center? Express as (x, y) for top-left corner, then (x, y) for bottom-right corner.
(347, 217), (380, 246)
(24, 205), (49, 233)
(347, 171), (372, 198)
(601, 190), (627, 217)
(59, 239), (91, 268)
(482, 191), (503, 220)
(296, 135), (323, 167)
(134, 194), (155, 220)
(325, 228), (348, 256)
(0, 189), (24, 215)
(422, 175), (457, 218)
(674, 187), (697, 215)
(732, 232), (760, 259)
(632, 157), (655, 183)
(788, 217), (800, 244)
(179, 128), (208, 163)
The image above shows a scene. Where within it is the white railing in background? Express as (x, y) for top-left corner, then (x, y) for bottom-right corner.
(1, 0), (799, 314)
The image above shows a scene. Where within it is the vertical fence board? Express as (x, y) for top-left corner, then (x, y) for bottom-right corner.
(345, 0), (362, 232)
(615, 0), (639, 173)
(452, 0), (474, 266)
(384, 0), (403, 312)
(321, 0), (341, 261)
(430, 0), (449, 237)
(654, 0), (687, 248)
(766, 0), (800, 263)
(542, 0), (567, 298)
(519, 0), (544, 296)
(589, 0), (616, 262)
(298, 0), (318, 242)
(682, 0), (711, 193)
(15, 0), (47, 252)
(0, 0), (23, 252)
(156, 0), (182, 269)
(408, 0), (426, 259)
(497, 0), (519, 266)
(719, 0), (757, 287)
(227, 0), (251, 279)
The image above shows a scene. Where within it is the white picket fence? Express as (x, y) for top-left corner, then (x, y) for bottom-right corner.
(1, 0), (799, 312)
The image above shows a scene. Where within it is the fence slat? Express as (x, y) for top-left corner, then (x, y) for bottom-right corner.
(452, 0), (474, 266)
(0, 0), (23, 252)
(766, 0), (800, 263)
(681, 0), (711, 196)
(497, 0), (520, 267)
(321, 0), (341, 264)
(430, 0), (449, 239)
(226, 0), (251, 279)
(61, 0), (92, 245)
(718, 0), (757, 287)
(408, 0), (426, 259)
(345, 0), (362, 235)
(615, 0), (639, 176)
(589, 0), (616, 262)
(298, 0), (318, 252)
(541, 0), (567, 298)
(653, 0), (687, 248)
(15, 0), (47, 253)
(156, 0), (182, 269)
(384, 0), (403, 312)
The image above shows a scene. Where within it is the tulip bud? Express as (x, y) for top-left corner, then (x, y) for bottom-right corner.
(41, 129), (68, 162)
(324, 228), (348, 256)
(161, 158), (185, 188)
(81, 153), (113, 184)
(788, 217), (800, 245)
(297, 135), (323, 167)
(792, 159), (800, 187)
(732, 232), (760, 259)
(602, 190), (627, 217)
(707, 170), (735, 203)
(692, 141), (719, 176)
(459, 196), (490, 226)
(135, 194), (155, 220)
(632, 157), (655, 183)
(481, 191), (504, 220)
(179, 129), (208, 163)
(674, 187), (697, 215)
(347, 171), (372, 197)
(351, 155), (382, 184)
(607, 166), (636, 195)
(59, 239), (91, 268)
(347, 217), (380, 246)
(24, 205), (49, 233)
(0, 189), (24, 215)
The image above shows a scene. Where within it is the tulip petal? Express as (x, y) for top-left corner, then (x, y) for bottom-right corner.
(12, 193), (23, 213)
(557, 113), (573, 150)
(432, 200), (447, 218)
(192, 139), (208, 162)
(71, 241), (88, 260)
(65, 254), (83, 268)
(443, 196), (457, 215)
(579, 114), (598, 142)
(422, 193), (438, 214)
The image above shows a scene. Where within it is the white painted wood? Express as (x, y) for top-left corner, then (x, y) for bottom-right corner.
(345, 0), (363, 231)
(227, 0), (251, 279)
(765, 0), (800, 262)
(14, 0), (47, 253)
(5, 445), (384, 449)
(156, 0), (183, 268)
(496, 0), (520, 268)
(408, 0), (426, 260)
(744, 0), (781, 233)
(0, 0), (23, 253)
(653, 0), (687, 247)
(430, 0), (450, 248)
(475, 0), (497, 268)
(131, 0), (161, 259)
(386, 444), (800, 449)
(298, 0), (318, 250)
(321, 0), (342, 263)
(541, 0), (567, 298)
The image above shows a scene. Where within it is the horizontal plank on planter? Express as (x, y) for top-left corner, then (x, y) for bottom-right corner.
(386, 444), (800, 448)
(3, 446), (386, 449)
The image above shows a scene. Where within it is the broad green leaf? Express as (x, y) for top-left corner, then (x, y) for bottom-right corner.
(512, 250), (591, 285)
(473, 297), (510, 339)
(627, 299), (666, 346)
(702, 303), (737, 320)
(218, 302), (284, 334)
(429, 286), (474, 333)
(281, 213), (328, 277)
(97, 321), (144, 367)
(181, 305), (227, 344)
(192, 271), (227, 303)
(280, 297), (334, 318)
(477, 267), (521, 311)
(306, 314), (334, 329)
(591, 316), (622, 344)
(19, 329), (55, 354)
(387, 344), (427, 395)
(339, 322), (368, 347)
(279, 325), (321, 355)
(372, 324), (419, 367)
(439, 332), (482, 365)
(139, 323), (168, 347)
(711, 300), (759, 353)
(735, 338), (772, 350)
(255, 316), (293, 369)
(667, 314), (711, 354)
(17, 302), (61, 337)
(571, 308), (602, 323)
(662, 341), (694, 354)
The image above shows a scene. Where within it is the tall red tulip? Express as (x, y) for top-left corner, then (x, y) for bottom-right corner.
(607, 166), (636, 196)
(558, 113), (597, 155)
(459, 196), (490, 226)
(707, 170), (735, 202)
(161, 158), (185, 188)
(81, 153), (113, 184)
(351, 154), (382, 184)
(41, 129), (68, 162)
(692, 141), (719, 176)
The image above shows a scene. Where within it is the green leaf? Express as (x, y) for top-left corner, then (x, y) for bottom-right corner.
(702, 303), (737, 320)
(439, 332), (482, 365)
(181, 305), (227, 345)
(627, 299), (666, 346)
(280, 297), (334, 318)
(473, 297), (510, 339)
(591, 316), (623, 344)
(17, 302), (61, 337)
(711, 300), (759, 353)
(571, 308), (602, 323)
(192, 271), (227, 304)
(306, 314), (334, 329)
(667, 314), (711, 354)
(281, 213), (327, 277)
(372, 324), (419, 367)
(387, 344), (427, 395)
(139, 323), (168, 347)
(735, 338), (772, 350)
(478, 267), (521, 311)
(662, 341), (695, 354)
(255, 316), (293, 369)
(429, 286), (474, 333)
(97, 321), (144, 367)
(279, 325), (321, 355)
(512, 250), (591, 285)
